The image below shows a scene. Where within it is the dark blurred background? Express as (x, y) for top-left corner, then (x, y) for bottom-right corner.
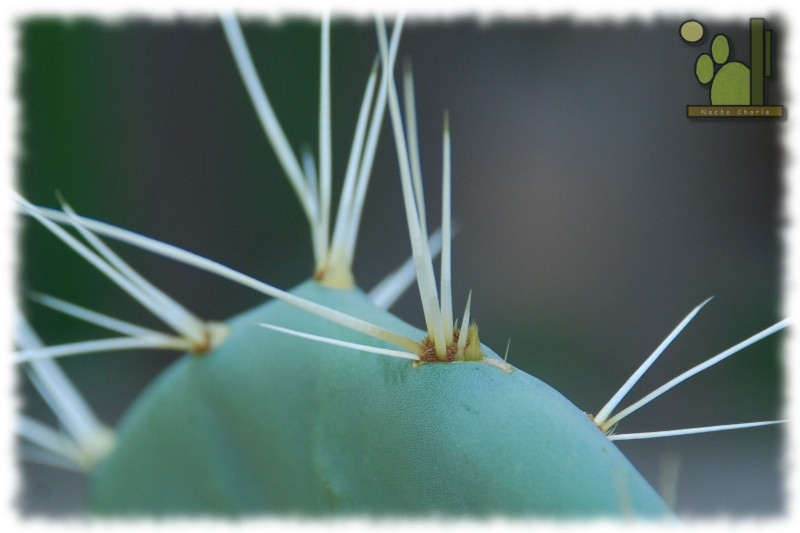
(16, 17), (785, 516)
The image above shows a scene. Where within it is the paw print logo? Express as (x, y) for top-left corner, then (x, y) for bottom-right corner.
(691, 31), (750, 105)
(680, 18), (783, 116)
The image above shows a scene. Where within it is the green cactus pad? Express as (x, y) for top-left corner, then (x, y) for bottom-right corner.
(88, 280), (674, 518)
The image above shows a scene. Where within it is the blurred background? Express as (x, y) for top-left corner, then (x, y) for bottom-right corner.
(17, 16), (785, 516)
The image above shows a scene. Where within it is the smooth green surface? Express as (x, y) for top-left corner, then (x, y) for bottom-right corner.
(89, 281), (672, 518)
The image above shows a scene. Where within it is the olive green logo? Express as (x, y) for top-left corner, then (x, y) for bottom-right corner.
(681, 18), (783, 117)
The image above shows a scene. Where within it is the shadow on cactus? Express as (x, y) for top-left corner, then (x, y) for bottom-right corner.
(15, 16), (788, 518)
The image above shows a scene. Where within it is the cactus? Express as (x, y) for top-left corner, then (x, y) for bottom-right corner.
(17, 17), (786, 516)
